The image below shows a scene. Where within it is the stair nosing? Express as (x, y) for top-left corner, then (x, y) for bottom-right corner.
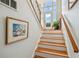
(34, 55), (45, 58)
(40, 37), (64, 40)
(39, 41), (66, 48)
(41, 31), (63, 34)
(39, 41), (65, 45)
(42, 33), (63, 35)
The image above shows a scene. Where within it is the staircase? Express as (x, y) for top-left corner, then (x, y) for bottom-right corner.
(34, 30), (68, 58)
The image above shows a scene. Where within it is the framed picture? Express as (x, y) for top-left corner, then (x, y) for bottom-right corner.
(68, 0), (78, 9)
(6, 17), (29, 44)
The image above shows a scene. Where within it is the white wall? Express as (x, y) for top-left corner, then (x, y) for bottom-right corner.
(56, 0), (62, 20)
(62, 0), (79, 57)
(0, 0), (41, 58)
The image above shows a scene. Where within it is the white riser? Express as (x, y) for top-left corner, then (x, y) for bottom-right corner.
(38, 45), (66, 51)
(35, 52), (66, 58)
(40, 39), (65, 43)
(42, 34), (63, 38)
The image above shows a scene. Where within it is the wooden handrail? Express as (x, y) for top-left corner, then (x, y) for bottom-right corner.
(26, 0), (43, 29)
(60, 15), (79, 53)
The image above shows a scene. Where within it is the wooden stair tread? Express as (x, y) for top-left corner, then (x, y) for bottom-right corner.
(40, 36), (64, 40)
(41, 30), (62, 32)
(39, 41), (66, 47)
(34, 55), (45, 58)
(36, 47), (68, 57)
(42, 30), (63, 34)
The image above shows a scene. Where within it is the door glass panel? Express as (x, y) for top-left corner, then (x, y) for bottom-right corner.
(45, 13), (52, 27)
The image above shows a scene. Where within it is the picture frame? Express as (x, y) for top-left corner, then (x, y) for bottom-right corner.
(6, 17), (29, 44)
(68, 0), (78, 9)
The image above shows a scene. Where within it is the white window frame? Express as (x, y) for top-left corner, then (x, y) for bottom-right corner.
(0, 0), (17, 11)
